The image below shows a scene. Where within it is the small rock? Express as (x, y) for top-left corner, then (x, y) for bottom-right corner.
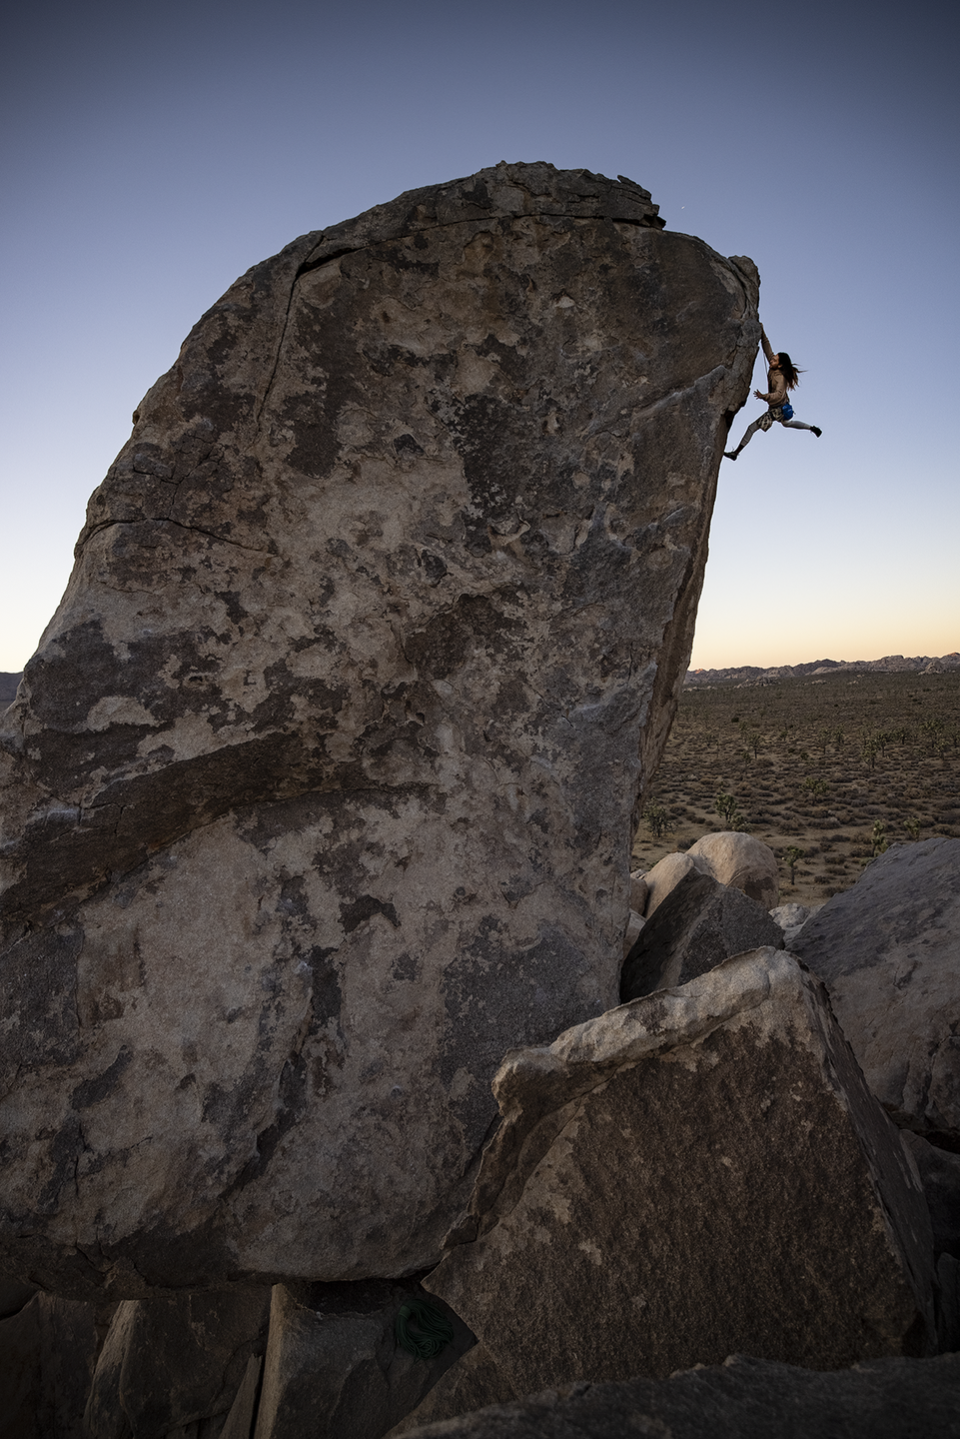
(629, 870), (649, 915)
(621, 909), (645, 959)
(221, 1356), (263, 1439)
(86, 1286), (271, 1439)
(769, 902), (810, 931)
(387, 1345), (516, 1435)
(253, 1281), (474, 1439)
(901, 1132), (960, 1261)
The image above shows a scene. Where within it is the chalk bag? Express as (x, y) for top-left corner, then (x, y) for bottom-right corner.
(395, 1297), (454, 1359)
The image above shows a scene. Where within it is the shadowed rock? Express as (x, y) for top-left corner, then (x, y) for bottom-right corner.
(620, 865), (784, 1000)
(85, 1286), (271, 1439)
(0, 162), (758, 1295)
(397, 1353), (960, 1438)
(252, 1282), (473, 1439)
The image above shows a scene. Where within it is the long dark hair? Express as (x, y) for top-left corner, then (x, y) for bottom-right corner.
(776, 351), (802, 390)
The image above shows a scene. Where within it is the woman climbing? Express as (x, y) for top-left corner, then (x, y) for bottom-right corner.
(724, 324), (821, 459)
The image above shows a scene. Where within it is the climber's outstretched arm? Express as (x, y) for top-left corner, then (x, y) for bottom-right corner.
(760, 323), (776, 365)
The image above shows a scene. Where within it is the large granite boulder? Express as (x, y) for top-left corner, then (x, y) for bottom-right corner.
(425, 950), (936, 1395)
(687, 830), (779, 909)
(639, 832), (779, 919)
(792, 838), (960, 1146)
(398, 1353), (960, 1439)
(0, 162), (758, 1295)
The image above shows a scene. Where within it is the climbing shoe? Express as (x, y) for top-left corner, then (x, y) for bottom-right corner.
(812, 427), (822, 438)
(723, 451), (738, 460)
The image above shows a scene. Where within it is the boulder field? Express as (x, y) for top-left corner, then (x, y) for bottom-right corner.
(4, 164), (958, 1439)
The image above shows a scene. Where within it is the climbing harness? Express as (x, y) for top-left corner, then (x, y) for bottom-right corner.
(395, 1297), (455, 1359)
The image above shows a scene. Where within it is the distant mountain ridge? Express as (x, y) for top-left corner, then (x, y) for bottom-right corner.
(3, 654), (958, 706)
(0, 673), (21, 704)
(685, 653), (960, 687)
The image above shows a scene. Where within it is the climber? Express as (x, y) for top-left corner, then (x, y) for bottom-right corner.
(724, 324), (822, 460)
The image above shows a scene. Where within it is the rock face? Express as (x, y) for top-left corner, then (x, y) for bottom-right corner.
(0, 163), (760, 1295)
(792, 838), (960, 1146)
(398, 1353), (960, 1439)
(620, 865), (784, 1000)
(425, 950), (936, 1395)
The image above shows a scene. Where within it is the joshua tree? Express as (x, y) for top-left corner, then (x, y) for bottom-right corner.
(644, 803), (669, 839)
(921, 716), (946, 757)
(783, 845), (804, 884)
(860, 732), (880, 771)
(905, 817), (921, 841)
(872, 820), (888, 856)
(715, 790), (747, 830)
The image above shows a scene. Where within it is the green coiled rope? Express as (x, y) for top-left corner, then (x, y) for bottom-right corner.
(395, 1297), (454, 1360)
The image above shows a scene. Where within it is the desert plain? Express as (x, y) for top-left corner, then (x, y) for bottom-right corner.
(632, 668), (960, 905)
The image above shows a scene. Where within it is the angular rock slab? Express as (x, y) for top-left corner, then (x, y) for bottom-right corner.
(0, 162), (759, 1293)
(792, 838), (960, 1147)
(254, 1281), (473, 1439)
(84, 1285), (271, 1439)
(0, 1290), (105, 1439)
(426, 950), (936, 1393)
(399, 1353), (960, 1439)
(620, 865), (783, 1000)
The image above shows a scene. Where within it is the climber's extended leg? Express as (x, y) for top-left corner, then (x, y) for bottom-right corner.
(782, 420), (822, 437)
(724, 418), (763, 460)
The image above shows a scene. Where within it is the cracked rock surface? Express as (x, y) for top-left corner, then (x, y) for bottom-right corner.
(424, 949), (936, 1392)
(0, 162), (758, 1294)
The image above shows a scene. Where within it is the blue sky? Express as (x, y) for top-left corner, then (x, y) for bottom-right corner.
(2, 0), (957, 671)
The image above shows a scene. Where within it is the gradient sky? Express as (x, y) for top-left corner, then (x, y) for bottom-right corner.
(2, 0), (957, 672)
